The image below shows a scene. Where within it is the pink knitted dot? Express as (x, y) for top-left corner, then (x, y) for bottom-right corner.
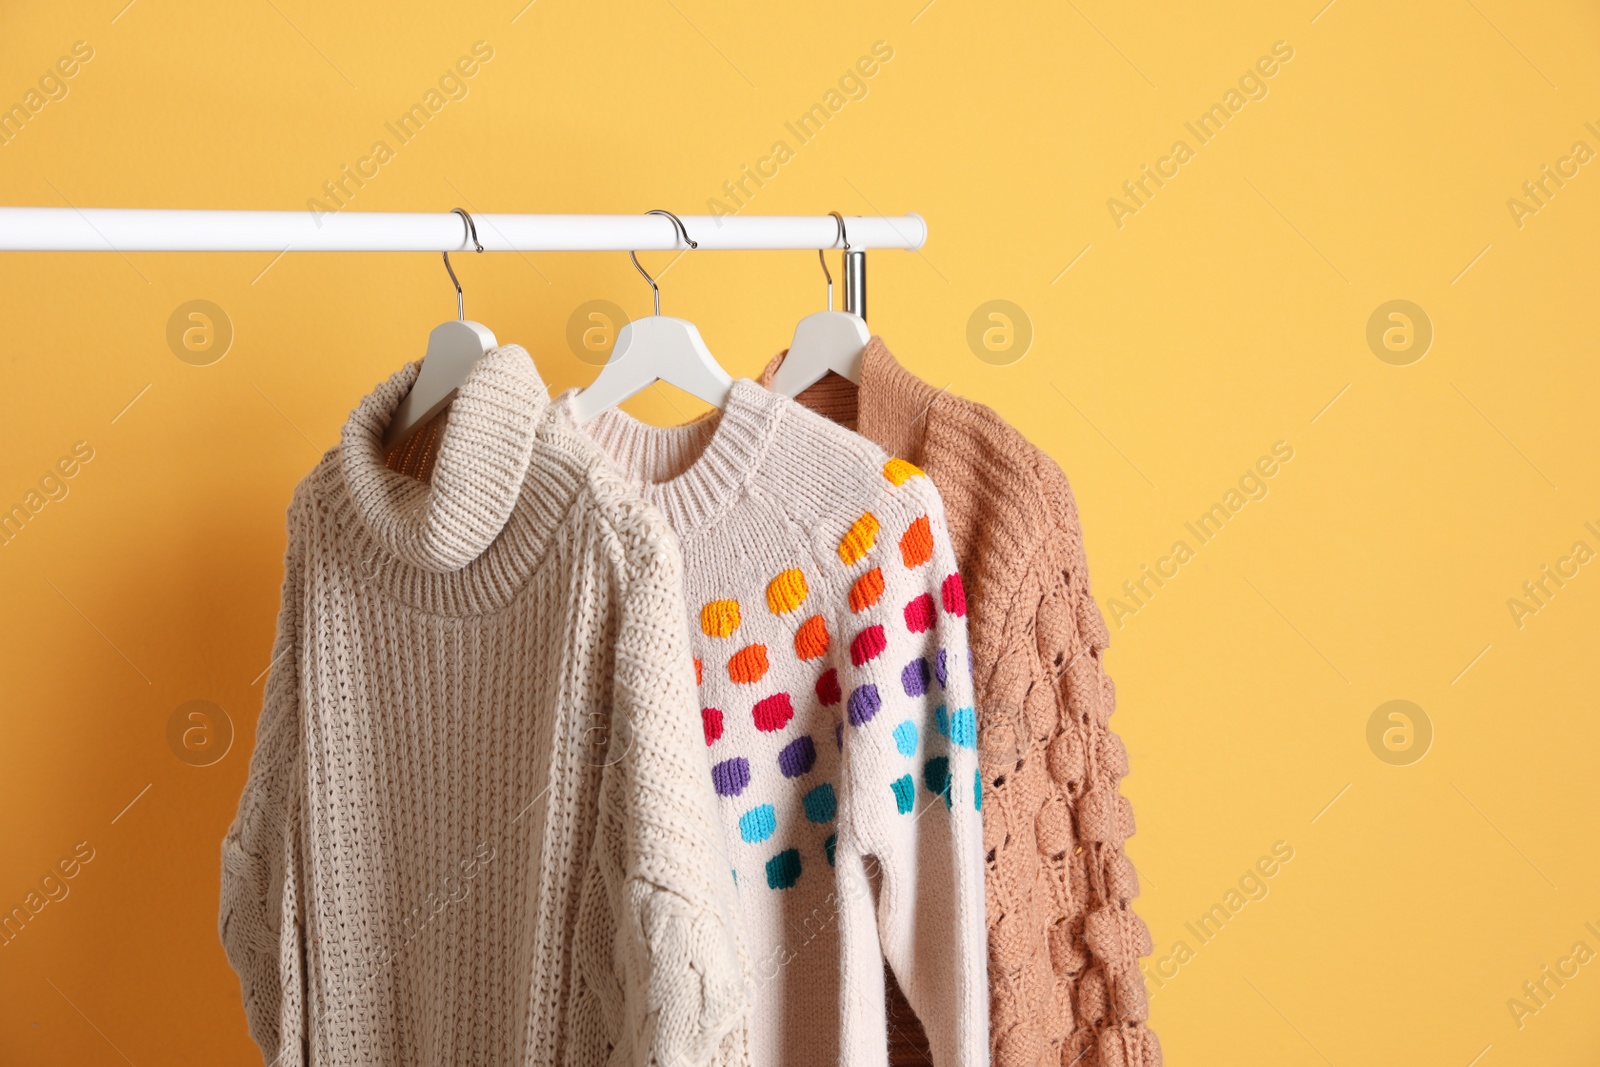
(702, 707), (723, 746)
(753, 693), (795, 733)
(941, 572), (967, 616)
(904, 593), (936, 634)
(850, 625), (887, 666)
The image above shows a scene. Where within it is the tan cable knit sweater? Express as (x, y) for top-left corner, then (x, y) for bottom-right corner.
(219, 346), (750, 1067)
(763, 340), (1159, 1067)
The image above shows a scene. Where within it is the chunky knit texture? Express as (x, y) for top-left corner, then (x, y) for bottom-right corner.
(567, 380), (990, 1067)
(762, 341), (1159, 1067)
(218, 346), (750, 1067)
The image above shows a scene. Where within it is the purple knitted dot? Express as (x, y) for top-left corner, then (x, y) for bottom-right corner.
(777, 735), (817, 778)
(901, 658), (931, 697)
(934, 648), (948, 689)
(711, 757), (751, 797)
(835, 721), (844, 750)
(847, 684), (881, 727)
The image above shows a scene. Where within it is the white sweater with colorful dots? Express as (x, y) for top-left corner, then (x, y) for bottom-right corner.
(569, 380), (990, 1067)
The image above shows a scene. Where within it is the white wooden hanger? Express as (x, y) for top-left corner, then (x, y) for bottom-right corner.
(383, 209), (498, 448)
(570, 210), (733, 425)
(769, 211), (870, 397)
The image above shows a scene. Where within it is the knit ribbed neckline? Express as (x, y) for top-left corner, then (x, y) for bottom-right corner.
(338, 345), (580, 615)
(562, 379), (785, 535)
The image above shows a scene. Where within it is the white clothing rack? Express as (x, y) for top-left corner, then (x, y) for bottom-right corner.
(0, 208), (926, 253)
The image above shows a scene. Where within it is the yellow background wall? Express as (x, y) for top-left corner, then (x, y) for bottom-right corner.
(2, 1), (1597, 1063)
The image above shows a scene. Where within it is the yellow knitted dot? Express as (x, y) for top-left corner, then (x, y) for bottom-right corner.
(838, 512), (880, 566)
(700, 599), (741, 638)
(883, 458), (924, 486)
(766, 568), (809, 614)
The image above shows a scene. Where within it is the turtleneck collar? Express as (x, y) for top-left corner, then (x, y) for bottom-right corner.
(340, 345), (553, 575)
(561, 379), (786, 536)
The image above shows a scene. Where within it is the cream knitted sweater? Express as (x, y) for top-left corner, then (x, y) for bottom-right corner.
(568, 380), (990, 1067)
(218, 347), (749, 1067)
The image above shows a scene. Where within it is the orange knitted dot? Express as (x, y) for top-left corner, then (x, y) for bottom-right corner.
(694, 658), (703, 685)
(766, 568), (809, 614)
(883, 458), (924, 486)
(839, 512), (879, 565)
(700, 599), (741, 638)
(848, 568), (885, 613)
(727, 644), (770, 684)
(794, 615), (830, 660)
(900, 515), (934, 569)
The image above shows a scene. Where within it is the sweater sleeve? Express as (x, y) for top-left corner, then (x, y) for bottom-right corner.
(834, 470), (990, 1067)
(1031, 462), (1159, 1067)
(565, 512), (750, 1067)
(219, 486), (308, 1067)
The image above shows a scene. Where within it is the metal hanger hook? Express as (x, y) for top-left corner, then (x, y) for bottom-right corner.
(629, 209), (697, 317)
(820, 212), (848, 311)
(441, 207), (483, 321)
(830, 211), (850, 251)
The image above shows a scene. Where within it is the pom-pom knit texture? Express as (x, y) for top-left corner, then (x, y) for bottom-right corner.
(570, 380), (991, 1067)
(765, 340), (1160, 1067)
(218, 346), (750, 1067)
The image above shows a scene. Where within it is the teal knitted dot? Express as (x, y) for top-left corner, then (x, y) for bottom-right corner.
(974, 770), (983, 810)
(891, 774), (914, 814)
(824, 833), (837, 866)
(766, 848), (802, 890)
(892, 720), (919, 756)
(803, 783), (837, 824)
(949, 707), (977, 748)
(739, 804), (776, 843)
(924, 756), (952, 809)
